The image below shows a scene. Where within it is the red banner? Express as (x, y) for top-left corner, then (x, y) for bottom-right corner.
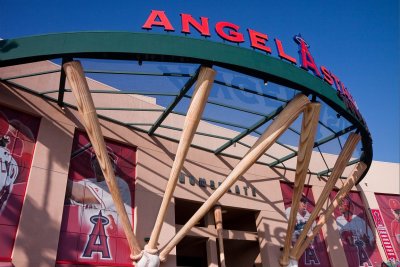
(280, 183), (332, 267)
(330, 191), (382, 267)
(375, 193), (400, 263)
(370, 209), (398, 262)
(0, 106), (40, 262)
(56, 131), (136, 266)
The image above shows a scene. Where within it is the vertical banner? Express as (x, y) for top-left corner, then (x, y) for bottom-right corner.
(0, 106), (40, 262)
(331, 191), (382, 267)
(280, 183), (332, 267)
(370, 209), (398, 262)
(56, 131), (136, 266)
(375, 193), (400, 262)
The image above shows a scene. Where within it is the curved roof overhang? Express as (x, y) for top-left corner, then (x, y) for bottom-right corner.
(0, 32), (372, 180)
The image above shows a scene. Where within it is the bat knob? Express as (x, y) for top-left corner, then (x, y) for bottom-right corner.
(136, 251), (160, 267)
(288, 259), (299, 267)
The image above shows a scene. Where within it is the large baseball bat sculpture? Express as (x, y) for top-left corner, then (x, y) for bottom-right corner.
(294, 162), (367, 260)
(289, 132), (361, 261)
(214, 205), (226, 267)
(147, 67), (216, 251)
(159, 94), (311, 261)
(63, 61), (142, 257)
(280, 103), (320, 267)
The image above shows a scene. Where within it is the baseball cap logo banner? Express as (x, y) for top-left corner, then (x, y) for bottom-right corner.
(57, 130), (137, 266)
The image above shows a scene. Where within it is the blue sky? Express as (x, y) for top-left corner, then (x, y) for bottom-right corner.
(1, 0), (399, 163)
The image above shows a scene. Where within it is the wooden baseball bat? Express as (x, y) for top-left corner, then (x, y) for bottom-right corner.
(158, 94), (311, 262)
(147, 66), (216, 251)
(294, 162), (367, 259)
(214, 205), (226, 267)
(63, 61), (142, 256)
(289, 132), (361, 259)
(280, 103), (320, 267)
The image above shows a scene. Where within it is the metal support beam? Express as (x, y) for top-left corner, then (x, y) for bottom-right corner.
(172, 110), (249, 130)
(317, 158), (360, 177)
(237, 141), (281, 163)
(214, 104), (285, 154)
(148, 66), (201, 135)
(1, 69), (60, 81)
(269, 124), (357, 167)
(214, 79), (288, 103)
(84, 69), (192, 77)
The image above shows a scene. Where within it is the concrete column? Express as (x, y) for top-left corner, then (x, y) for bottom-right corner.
(12, 118), (75, 267)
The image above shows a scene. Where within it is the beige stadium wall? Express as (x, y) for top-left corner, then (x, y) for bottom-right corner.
(0, 65), (399, 267)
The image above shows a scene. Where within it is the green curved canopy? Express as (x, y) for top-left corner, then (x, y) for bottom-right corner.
(0, 31), (372, 179)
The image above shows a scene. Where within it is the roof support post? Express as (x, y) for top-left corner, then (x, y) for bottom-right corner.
(147, 67), (216, 251)
(214, 205), (227, 267)
(63, 61), (142, 256)
(280, 102), (321, 267)
(289, 132), (361, 260)
(294, 162), (367, 259)
(158, 94), (310, 262)
(57, 57), (72, 108)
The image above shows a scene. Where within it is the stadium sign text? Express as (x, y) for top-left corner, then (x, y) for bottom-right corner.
(142, 10), (365, 124)
(178, 173), (257, 198)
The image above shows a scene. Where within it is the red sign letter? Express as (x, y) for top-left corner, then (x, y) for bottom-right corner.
(294, 36), (322, 77)
(320, 66), (334, 85)
(181, 14), (210, 37)
(248, 29), (271, 54)
(215, 22), (244, 43)
(275, 38), (297, 64)
(142, 10), (174, 31)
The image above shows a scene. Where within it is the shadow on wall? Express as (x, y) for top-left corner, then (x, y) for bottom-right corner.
(14, 196), (59, 266)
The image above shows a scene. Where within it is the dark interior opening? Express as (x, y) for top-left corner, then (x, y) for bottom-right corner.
(176, 236), (208, 267)
(220, 206), (258, 232)
(175, 198), (206, 227)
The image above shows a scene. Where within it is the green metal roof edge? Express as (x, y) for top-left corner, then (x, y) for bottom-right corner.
(0, 31), (372, 173)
